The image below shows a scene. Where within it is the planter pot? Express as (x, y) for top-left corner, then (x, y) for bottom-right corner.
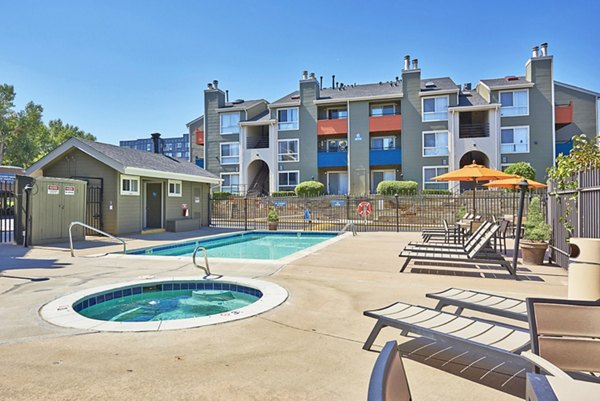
(268, 221), (278, 231)
(568, 238), (600, 300)
(521, 240), (548, 265)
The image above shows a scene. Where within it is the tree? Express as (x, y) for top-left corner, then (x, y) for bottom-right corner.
(0, 83), (96, 167)
(504, 162), (536, 181)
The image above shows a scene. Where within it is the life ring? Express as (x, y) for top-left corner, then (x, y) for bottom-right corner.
(357, 201), (372, 216)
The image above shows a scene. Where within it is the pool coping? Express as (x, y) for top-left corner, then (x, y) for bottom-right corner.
(39, 276), (289, 332)
(99, 230), (350, 266)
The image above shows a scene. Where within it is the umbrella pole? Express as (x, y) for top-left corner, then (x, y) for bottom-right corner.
(472, 179), (476, 215)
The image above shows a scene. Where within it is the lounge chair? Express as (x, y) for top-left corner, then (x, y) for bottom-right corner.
(406, 221), (493, 254)
(399, 223), (515, 276)
(367, 340), (412, 401)
(420, 220), (460, 243)
(527, 297), (600, 376)
(362, 301), (531, 364)
(426, 287), (528, 322)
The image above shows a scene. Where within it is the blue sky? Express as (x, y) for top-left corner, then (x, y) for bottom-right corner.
(1, 0), (599, 145)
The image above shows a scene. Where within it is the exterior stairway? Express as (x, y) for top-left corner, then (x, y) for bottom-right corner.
(246, 164), (269, 196)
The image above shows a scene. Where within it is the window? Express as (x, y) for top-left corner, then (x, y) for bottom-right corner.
(423, 131), (449, 156)
(327, 108), (348, 119)
(278, 139), (299, 162)
(371, 136), (396, 150)
(168, 180), (182, 197)
(220, 112), (240, 134)
(320, 138), (347, 152)
(422, 96), (449, 121)
(371, 104), (396, 117)
(176, 142), (182, 149)
(120, 175), (140, 196)
(278, 171), (299, 191)
(423, 167), (449, 190)
(277, 108), (299, 130)
(146, 143), (152, 151)
(371, 170), (395, 193)
(176, 152), (182, 158)
(220, 142), (240, 164)
(221, 173), (240, 194)
(500, 90), (528, 116)
(501, 126), (529, 153)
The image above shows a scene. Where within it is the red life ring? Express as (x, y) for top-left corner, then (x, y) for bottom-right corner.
(357, 201), (372, 216)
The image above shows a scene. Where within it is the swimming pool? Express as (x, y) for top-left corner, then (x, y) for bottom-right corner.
(125, 231), (337, 260)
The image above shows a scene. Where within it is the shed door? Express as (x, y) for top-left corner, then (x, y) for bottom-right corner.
(145, 183), (162, 229)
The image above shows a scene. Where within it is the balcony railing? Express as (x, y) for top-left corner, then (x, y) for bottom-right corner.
(317, 150), (347, 167)
(459, 123), (490, 138)
(369, 147), (401, 166)
(246, 135), (269, 149)
(317, 118), (348, 135)
(369, 114), (402, 133)
(555, 101), (574, 125)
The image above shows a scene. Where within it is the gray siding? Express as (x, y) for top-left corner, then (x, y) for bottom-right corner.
(43, 148), (119, 234)
(348, 101), (369, 194)
(294, 79), (319, 183)
(188, 117), (204, 164)
(555, 84), (598, 142)
(401, 70), (423, 184)
(117, 181), (142, 234)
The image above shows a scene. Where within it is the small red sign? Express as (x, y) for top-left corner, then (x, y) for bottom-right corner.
(48, 184), (59, 195)
(357, 201), (372, 216)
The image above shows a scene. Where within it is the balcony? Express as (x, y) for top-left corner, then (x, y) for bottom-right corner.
(195, 158), (204, 168)
(369, 147), (401, 166)
(318, 150), (348, 167)
(369, 114), (402, 133)
(317, 118), (348, 135)
(195, 129), (204, 145)
(459, 123), (490, 139)
(555, 101), (574, 126)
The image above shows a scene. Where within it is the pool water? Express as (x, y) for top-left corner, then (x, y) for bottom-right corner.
(79, 289), (259, 322)
(126, 231), (336, 260)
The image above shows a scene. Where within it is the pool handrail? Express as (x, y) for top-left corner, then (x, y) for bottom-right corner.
(192, 245), (211, 276)
(340, 222), (357, 236)
(69, 221), (126, 257)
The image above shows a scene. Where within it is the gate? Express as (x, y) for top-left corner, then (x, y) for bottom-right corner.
(72, 176), (103, 235)
(0, 179), (16, 243)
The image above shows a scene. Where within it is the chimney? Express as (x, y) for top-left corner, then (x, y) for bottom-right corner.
(403, 55), (410, 71)
(412, 59), (419, 70)
(532, 46), (539, 58)
(150, 133), (162, 154)
(207, 83), (213, 89)
(302, 70), (308, 80)
(540, 42), (548, 57)
(319, 75), (323, 88)
(332, 75), (335, 89)
(225, 90), (229, 102)
(309, 72), (315, 80)
(463, 82), (472, 91)
(212, 80), (219, 89)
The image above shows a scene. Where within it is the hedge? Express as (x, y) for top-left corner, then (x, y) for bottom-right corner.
(271, 191), (296, 197)
(211, 191), (231, 199)
(421, 189), (452, 195)
(295, 180), (325, 197)
(376, 180), (418, 195)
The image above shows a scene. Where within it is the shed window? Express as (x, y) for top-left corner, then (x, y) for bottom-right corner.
(168, 180), (182, 197)
(120, 176), (140, 196)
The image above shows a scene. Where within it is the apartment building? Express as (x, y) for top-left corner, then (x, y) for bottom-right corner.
(189, 43), (599, 195)
(120, 133), (190, 159)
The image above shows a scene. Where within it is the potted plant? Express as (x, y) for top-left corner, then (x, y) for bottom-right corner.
(267, 207), (279, 231)
(520, 196), (551, 265)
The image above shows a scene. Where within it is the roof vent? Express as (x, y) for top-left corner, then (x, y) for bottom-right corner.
(290, 95), (300, 100)
(505, 76), (519, 81)
(425, 81), (436, 88)
(232, 99), (244, 104)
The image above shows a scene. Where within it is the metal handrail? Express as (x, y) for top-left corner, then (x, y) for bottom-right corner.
(192, 245), (211, 276)
(340, 222), (357, 236)
(69, 221), (126, 257)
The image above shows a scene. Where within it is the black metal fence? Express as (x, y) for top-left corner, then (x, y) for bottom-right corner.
(210, 191), (546, 232)
(0, 180), (16, 243)
(548, 166), (600, 268)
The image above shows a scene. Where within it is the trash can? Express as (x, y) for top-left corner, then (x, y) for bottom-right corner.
(568, 238), (600, 300)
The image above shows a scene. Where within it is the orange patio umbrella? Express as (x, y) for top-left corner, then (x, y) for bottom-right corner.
(484, 176), (547, 215)
(433, 162), (516, 213)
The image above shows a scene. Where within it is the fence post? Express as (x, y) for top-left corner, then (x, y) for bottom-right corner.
(244, 197), (248, 231)
(395, 193), (399, 232)
(346, 194), (350, 221)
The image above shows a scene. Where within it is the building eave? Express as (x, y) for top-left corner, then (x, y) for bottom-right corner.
(449, 103), (501, 112)
(268, 102), (301, 109)
(123, 167), (222, 184)
(313, 93), (403, 105)
(555, 81), (600, 98)
(418, 89), (460, 97)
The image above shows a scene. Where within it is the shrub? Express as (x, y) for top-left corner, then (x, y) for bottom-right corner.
(212, 191), (231, 199)
(267, 207), (279, 222)
(376, 180), (418, 195)
(524, 196), (551, 241)
(421, 189), (451, 195)
(455, 204), (468, 222)
(504, 162), (536, 181)
(295, 180), (325, 197)
(271, 191), (296, 197)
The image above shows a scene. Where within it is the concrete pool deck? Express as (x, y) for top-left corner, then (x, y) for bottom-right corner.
(0, 229), (568, 400)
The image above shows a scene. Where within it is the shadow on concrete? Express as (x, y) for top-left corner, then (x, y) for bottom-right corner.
(0, 244), (68, 279)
